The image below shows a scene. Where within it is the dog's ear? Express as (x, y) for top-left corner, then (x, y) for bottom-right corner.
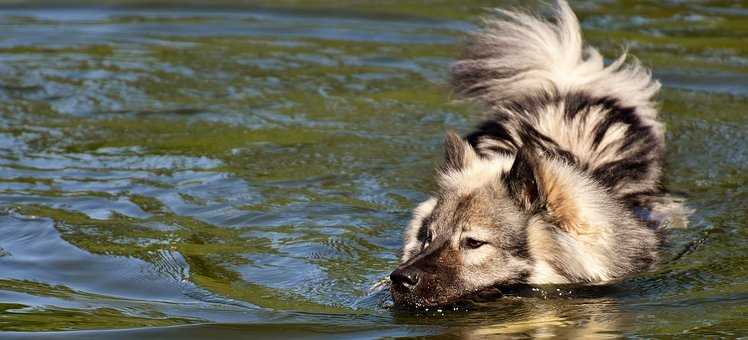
(506, 147), (591, 234)
(441, 131), (477, 172)
(504, 146), (546, 212)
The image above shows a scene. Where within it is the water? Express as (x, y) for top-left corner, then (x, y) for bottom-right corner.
(0, 0), (746, 338)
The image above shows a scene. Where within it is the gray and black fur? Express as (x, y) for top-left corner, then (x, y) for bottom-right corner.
(390, 1), (679, 308)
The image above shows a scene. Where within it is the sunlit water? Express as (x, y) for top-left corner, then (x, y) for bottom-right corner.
(0, 1), (746, 338)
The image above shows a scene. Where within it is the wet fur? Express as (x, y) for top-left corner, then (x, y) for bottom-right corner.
(392, 1), (670, 307)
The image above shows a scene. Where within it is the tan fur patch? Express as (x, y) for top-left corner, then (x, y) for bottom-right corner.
(538, 161), (589, 234)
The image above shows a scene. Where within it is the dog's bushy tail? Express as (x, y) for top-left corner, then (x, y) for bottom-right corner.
(450, 0), (660, 119)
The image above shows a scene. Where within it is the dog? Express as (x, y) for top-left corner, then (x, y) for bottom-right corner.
(389, 0), (677, 308)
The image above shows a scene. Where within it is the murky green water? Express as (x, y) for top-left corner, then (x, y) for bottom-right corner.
(0, 0), (746, 338)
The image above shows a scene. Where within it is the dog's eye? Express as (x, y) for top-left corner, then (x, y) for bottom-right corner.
(464, 238), (486, 249)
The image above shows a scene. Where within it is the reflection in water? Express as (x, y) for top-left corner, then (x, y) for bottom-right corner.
(387, 285), (631, 339)
(453, 298), (627, 339)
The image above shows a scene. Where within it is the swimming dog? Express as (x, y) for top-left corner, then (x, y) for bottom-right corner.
(390, 0), (675, 307)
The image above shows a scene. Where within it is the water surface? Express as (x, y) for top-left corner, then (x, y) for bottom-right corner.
(0, 0), (746, 338)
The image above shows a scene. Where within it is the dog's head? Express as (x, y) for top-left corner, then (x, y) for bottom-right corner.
(390, 132), (658, 307)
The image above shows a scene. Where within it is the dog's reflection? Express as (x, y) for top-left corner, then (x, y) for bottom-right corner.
(457, 299), (626, 338)
(392, 285), (630, 339)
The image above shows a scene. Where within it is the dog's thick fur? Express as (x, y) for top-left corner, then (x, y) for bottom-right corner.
(390, 1), (669, 307)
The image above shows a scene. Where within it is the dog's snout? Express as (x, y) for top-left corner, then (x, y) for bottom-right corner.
(390, 267), (420, 288)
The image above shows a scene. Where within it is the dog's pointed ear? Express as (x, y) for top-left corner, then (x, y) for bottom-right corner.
(441, 131), (477, 172)
(504, 146), (546, 212)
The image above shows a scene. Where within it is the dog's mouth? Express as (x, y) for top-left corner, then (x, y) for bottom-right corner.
(389, 283), (448, 308)
(391, 288), (508, 311)
(391, 292), (470, 310)
(390, 282), (497, 309)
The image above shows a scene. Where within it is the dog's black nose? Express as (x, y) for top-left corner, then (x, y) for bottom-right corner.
(390, 267), (419, 288)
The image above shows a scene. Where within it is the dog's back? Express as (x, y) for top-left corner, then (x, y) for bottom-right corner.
(450, 1), (664, 206)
